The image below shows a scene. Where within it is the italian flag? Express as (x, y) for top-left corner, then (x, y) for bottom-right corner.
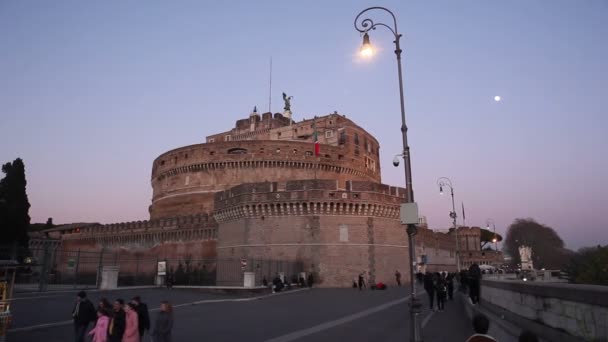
(314, 129), (320, 156)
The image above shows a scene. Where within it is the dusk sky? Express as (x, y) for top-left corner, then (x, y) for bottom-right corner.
(1, 1), (606, 250)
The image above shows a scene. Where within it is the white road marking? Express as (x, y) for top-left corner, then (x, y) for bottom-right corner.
(8, 288), (310, 333)
(264, 296), (411, 342)
(422, 311), (434, 328)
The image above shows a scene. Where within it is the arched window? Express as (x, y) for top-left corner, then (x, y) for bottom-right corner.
(227, 148), (248, 154)
(354, 133), (360, 146)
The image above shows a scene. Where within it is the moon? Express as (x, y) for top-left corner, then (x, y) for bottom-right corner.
(494, 95), (501, 102)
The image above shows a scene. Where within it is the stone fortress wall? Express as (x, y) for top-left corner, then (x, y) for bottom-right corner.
(213, 178), (456, 287)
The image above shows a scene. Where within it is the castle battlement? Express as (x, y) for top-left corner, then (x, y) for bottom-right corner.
(213, 179), (406, 223)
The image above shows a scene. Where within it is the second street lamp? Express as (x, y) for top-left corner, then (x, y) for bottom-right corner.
(486, 218), (498, 251)
(437, 177), (460, 271)
(355, 7), (422, 342)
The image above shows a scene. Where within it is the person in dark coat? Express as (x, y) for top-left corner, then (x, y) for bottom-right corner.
(468, 263), (482, 304)
(153, 301), (174, 342)
(423, 272), (435, 311)
(107, 299), (126, 342)
(435, 273), (447, 312)
(395, 270), (402, 286)
(446, 273), (454, 300)
(131, 296), (150, 339)
(307, 273), (314, 288)
(357, 273), (366, 291)
(72, 290), (96, 342)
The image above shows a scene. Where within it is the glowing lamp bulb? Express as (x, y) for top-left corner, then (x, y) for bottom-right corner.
(360, 33), (374, 57)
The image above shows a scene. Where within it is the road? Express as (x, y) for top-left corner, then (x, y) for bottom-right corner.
(8, 287), (475, 341)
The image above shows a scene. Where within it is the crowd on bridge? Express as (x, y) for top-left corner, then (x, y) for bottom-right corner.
(71, 291), (174, 342)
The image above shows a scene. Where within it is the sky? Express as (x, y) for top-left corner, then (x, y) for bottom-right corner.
(1, 1), (607, 250)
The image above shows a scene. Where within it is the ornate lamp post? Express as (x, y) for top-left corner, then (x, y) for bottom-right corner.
(437, 177), (460, 271)
(355, 7), (422, 342)
(486, 218), (498, 251)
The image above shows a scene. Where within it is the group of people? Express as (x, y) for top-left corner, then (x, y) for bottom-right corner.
(262, 273), (313, 292)
(422, 271), (455, 312)
(72, 291), (174, 342)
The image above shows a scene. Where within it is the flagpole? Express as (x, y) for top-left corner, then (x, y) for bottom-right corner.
(462, 202), (466, 227)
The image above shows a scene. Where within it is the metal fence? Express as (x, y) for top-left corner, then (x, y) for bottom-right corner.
(1, 245), (304, 291)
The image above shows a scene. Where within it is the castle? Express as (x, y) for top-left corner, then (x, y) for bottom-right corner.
(41, 109), (463, 287)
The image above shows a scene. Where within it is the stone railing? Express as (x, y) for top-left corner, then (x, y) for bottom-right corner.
(481, 279), (608, 341)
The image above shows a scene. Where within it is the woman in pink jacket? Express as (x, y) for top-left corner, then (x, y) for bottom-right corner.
(122, 303), (140, 342)
(89, 308), (110, 342)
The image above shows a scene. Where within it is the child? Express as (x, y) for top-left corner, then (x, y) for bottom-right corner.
(89, 308), (110, 342)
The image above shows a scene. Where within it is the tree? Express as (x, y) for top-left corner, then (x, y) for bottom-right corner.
(0, 158), (31, 249)
(566, 245), (608, 285)
(503, 218), (571, 270)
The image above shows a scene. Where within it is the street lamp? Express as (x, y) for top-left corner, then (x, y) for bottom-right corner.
(486, 218), (498, 251)
(355, 7), (422, 342)
(437, 177), (460, 272)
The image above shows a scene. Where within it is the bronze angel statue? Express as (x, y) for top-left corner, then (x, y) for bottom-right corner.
(282, 92), (293, 112)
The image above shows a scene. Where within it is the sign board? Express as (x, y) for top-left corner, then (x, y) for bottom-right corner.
(157, 261), (167, 276)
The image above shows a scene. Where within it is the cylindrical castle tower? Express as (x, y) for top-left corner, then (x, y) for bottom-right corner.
(149, 112), (382, 219)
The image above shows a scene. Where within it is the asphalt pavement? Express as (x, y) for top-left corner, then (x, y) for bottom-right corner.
(8, 286), (476, 342)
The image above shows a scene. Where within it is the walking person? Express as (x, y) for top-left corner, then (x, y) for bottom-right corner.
(108, 299), (126, 342)
(152, 301), (174, 342)
(131, 296), (150, 340)
(468, 263), (482, 304)
(88, 308), (110, 342)
(72, 290), (96, 342)
(123, 303), (140, 342)
(465, 314), (498, 342)
(98, 298), (112, 316)
(423, 272), (435, 311)
(447, 273), (455, 300)
(357, 273), (366, 291)
(435, 273), (447, 312)
(395, 270), (402, 286)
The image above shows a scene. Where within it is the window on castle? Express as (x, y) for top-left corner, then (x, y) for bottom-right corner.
(293, 149), (298, 154)
(208, 138), (215, 143)
(185, 153), (188, 159)
(210, 151), (215, 156)
(225, 135), (231, 141)
(339, 130), (346, 145)
(276, 148), (281, 154)
(160, 160), (165, 166)
(338, 155), (344, 160)
(354, 133), (360, 145)
(305, 151), (313, 156)
(325, 130), (333, 138)
(228, 148), (248, 154)
(354, 148), (360, 156)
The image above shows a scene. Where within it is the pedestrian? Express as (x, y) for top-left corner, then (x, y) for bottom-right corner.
(131, 296), (150, 340)
(262, 276), (268, 287)
(107, 299), (126, 342)
(307, 273), (314, 288)
(166, 271), (174, 289)
(465, 314), (498, 342)
(395, 270), (402, 286)
(123, 303), (140, 342)
(88, 308), (110, 342)
(518, 330), (539, 342)
(423, 272), (435, 311)
(98, 298), (112, 316)
(72, 290), (96, 342)
(357, 273), (366, 291)
(152, 300), (174, 342)
(468, 263), (482, 304)
(435, 273), (447, 312)
(447, 273), (454, 300)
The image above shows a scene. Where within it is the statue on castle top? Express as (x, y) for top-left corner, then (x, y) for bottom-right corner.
(282, 92), (293, 112)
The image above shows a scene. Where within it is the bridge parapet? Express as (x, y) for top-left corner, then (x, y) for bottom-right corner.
(481, 279), (608, 341)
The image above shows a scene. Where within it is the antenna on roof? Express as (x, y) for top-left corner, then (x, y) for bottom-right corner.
(268, 57), (272, 113)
